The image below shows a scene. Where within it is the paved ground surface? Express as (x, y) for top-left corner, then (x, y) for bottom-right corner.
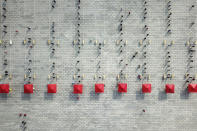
(0, 0), (197, 130)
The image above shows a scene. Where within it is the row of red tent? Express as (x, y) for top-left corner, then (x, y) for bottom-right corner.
(0, 83), (196, 94)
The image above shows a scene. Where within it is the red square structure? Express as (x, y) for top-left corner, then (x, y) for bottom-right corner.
(118, 83), (127, 93)
(188, 84), (197, 93)
(0, 84), (9, 93)
(24, 84), (33, 94)
(165, 84), (175, 93)
(142, 84), (151, 93)
(73, 84), (83, 94)
(47, 84), (57, 93)
(95, 83), (104, 93)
